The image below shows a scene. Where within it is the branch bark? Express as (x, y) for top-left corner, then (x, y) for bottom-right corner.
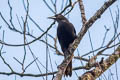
(79, 45), (120, 80)
(78, 0), (87, 24)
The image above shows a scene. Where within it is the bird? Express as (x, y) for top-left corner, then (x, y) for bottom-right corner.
(48, 14), (77, 77)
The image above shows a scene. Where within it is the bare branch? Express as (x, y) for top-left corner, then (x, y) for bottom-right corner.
(0, 21), (55, 46)
(78, 0), (87, 24)
(79, 45), (120, 80)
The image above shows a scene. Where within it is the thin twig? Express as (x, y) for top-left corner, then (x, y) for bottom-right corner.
(0, 21), (55, 46)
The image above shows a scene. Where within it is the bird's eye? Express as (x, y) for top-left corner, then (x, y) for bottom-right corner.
(55, 14), (58, 17)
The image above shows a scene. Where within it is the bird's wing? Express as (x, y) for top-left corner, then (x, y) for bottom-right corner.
(68, 22), (76, 38)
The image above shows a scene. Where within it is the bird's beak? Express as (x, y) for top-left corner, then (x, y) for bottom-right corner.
(48, 16), (56, 19)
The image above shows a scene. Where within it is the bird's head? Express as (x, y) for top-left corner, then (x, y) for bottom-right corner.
(48, 14), (68, 23)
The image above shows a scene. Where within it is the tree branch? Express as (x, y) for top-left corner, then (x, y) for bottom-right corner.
(79, 45), (120, 80)
(78, 0), (87, 24)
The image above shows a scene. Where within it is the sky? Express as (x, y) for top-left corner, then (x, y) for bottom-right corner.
(0, 0), (120, 80)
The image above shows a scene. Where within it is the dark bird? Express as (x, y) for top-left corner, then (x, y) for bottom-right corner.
(48, 14), (77, 77)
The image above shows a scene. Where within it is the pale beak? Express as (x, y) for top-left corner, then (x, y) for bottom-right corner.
(47, 16), (56, 19)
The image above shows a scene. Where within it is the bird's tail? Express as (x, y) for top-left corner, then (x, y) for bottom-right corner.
(65, 61), (72, 77)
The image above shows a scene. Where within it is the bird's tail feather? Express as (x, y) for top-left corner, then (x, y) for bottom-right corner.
(65, 61), (72, 77)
